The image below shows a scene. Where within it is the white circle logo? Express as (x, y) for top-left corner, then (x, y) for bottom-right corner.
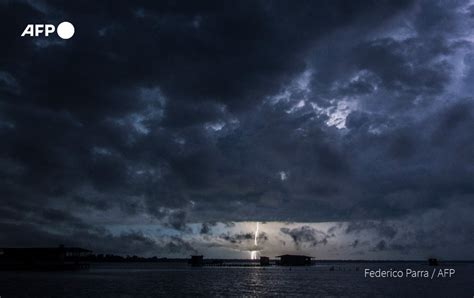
(57, 21), (75, 39)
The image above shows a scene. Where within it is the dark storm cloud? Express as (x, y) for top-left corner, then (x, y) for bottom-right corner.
(200, 222), (217, 235)
(163, 236), (198, 255)
(371, 240), (387, 252)
(0, 0), (414, 226)
(165, 210), (188, 230)
(0, 0), (473, 258)
(351, 239), (360, 248)
(280, 225), (332, 248)
(345, 221), (397, 239)
(219, 232), (252, 244)
(219, 231), (268, 245)
(0, 221), (196, 256)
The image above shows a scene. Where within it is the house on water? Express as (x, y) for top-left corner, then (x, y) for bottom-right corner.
(0, 245), (92, 270)
(189, 255), (204, 266)
(260, 256), (270, 266)
(276, 254), (313, 266)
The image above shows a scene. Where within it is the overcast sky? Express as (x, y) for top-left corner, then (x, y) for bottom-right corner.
(0, 0), (473, 259)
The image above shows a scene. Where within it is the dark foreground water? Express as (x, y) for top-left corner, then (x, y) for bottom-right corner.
(0, 262), (472, 297)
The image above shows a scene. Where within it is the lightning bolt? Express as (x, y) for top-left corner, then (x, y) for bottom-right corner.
(250, 222), (260, 260)
(254, 222), (259, 246)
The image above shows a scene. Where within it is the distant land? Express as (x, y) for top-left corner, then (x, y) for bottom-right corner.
(82, 254), (474, 263)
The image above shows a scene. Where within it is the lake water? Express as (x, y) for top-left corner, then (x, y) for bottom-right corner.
(0, 262), (472, 297)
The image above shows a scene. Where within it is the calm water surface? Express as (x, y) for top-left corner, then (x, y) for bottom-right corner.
(0, 262), (472, 297)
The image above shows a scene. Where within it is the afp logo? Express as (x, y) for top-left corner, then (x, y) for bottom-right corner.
(21, 21), (75, 39)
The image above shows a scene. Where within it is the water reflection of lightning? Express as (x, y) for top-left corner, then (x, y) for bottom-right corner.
(250, 222), (259, 260)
